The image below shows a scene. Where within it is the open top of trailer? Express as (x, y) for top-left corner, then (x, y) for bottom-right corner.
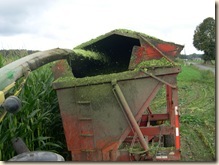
(69, 29), (184, 78)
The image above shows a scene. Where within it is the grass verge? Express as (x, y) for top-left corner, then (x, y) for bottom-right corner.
(178, 65), (215, 161)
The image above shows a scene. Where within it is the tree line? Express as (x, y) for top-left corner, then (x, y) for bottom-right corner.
(0, 49), (39, 57)
(179, 53), (203, 60)
(193, 17), (215, 63)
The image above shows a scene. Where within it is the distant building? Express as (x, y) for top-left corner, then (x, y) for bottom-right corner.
(193, 57), (202, 61)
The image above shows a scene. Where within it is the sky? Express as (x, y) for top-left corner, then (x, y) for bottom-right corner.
(0, 0), (215, 55)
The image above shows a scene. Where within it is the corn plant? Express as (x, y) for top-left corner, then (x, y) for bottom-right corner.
(0, 62), (69, 160)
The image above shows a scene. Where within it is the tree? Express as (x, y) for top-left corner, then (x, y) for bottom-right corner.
(0, 53), (3, 68)
(193, 17), (215, 64)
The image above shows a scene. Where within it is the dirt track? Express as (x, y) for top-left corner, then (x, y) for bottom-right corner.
(191, 63), (215, 74)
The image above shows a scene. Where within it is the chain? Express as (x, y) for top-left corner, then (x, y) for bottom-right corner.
(153, 126), (162, 157)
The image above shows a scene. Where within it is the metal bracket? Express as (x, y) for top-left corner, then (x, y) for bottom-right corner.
(12, 137), (30, 154)
(141, 69), (176, 88)
(112, 82), (149, 152)
(0, 91), (5, 105)
(0, 82), (16, 123)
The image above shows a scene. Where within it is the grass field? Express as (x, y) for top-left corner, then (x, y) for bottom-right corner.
(177, 65), (215, 161)
(0, 55), (216, 161)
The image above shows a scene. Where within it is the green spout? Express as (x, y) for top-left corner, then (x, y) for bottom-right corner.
(0, 48), (73, 91)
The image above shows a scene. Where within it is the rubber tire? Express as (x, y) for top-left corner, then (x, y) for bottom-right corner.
(8, 151), (65, 161)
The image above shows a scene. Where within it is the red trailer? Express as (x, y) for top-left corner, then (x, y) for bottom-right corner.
(52, 29), (184, 161)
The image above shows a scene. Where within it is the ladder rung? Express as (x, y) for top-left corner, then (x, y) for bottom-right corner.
(80, 134), (94, 137)
(77, 101), (91, 104)
(79, 118), (92, 121)
(81, 149), (96, 152)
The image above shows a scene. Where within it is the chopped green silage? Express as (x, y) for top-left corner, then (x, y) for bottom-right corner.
(55, 57), (180, 88)
(69, 49), (111, 77)
(71, 28), (182, 78)
(53, 70), (139, 88)
(72, 49), (109, 63)
(114, 29), (161, 41)
(135, 57), (179, 69)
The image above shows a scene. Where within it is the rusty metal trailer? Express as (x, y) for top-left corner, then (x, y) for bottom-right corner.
(0, 29), (184, 161)
(52, 30), (184, 161)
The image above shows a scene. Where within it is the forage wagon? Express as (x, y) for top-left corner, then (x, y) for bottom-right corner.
(0, 29), (184, 161)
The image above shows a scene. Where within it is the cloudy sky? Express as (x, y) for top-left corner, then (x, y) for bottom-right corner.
(0, 0), (215, 54)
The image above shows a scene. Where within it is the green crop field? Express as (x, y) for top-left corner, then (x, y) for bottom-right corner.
(177, 65), (215, 161)
(0, 53), (216, 161)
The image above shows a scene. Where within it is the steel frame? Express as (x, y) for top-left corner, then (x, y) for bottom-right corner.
(52, 60), (181, 161)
